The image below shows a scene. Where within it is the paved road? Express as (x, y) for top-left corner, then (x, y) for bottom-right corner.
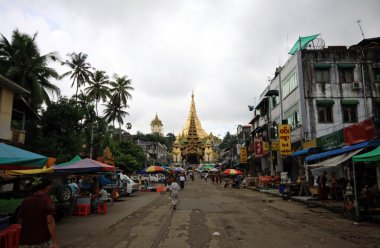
(57, 178), (380, 248)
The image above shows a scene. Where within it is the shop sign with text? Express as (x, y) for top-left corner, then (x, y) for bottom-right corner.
(279, 124), (291, 155)
(240, 147), (247, 163)
(271, 141), (279, 151)
(254, 138), (264, 158)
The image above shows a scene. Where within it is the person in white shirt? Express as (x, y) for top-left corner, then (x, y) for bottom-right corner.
(92, 186), (108, 212)
(169, 181), (180, 210)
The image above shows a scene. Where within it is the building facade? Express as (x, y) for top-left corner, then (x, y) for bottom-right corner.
(250, 37), (380, 181)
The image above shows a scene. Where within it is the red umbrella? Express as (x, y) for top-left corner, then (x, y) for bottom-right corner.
(222, 169), (242, 175)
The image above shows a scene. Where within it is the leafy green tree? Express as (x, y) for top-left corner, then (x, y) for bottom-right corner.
(85, 70), (110, 117)
(103, 99), (129, 127)
(109, 74), (134, 107)
(219, 132), (237, 150)
(103, 98), (129, 141)
(61, 52), (92, 102)
(112, 140), (146, 172)
(0, 29), (60, 110)
(27, 97), (85, 163)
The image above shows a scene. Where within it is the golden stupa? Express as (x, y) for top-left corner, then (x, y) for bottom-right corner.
(172, 92), (220, 165)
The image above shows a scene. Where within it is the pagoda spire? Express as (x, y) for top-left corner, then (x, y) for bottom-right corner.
(181, 92), (208, 139)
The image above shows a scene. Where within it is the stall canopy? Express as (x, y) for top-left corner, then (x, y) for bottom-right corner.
(307, 149), (363, 168)
(53, 158), (114, 173)
(305, 140), (380, 162)
(55, 155), (82, 167)
(352, 146), (380, 162)
(5, 165), (54, 175)
(0, 143), (48, 169)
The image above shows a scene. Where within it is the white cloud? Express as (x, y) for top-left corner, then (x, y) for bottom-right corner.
(1, 0), (379, 137)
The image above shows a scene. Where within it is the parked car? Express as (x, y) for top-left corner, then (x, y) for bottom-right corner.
(0, 173), (72, 223)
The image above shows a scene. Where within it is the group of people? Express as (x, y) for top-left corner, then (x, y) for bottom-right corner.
(18, 177), (112, 247)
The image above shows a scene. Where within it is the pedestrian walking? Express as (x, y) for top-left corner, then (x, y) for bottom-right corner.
(179, 174), (186, 189)
(169, 181), (180, 210)
(19, 177), (59, 247)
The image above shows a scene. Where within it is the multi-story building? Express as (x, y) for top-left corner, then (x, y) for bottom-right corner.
(136, 138), (168, 166)
(251, 36), (380, 181)
(0, 74), (36, 144)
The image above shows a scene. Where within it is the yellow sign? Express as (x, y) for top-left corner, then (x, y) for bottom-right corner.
(263, 142), (269, 153)
(240, 147), (247, 163)
(271, 141), (279, 151)
(303, 139), (317, 149)
(278, 124), (291, 155)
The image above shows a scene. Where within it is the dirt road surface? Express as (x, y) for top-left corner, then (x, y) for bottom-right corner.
(57, 178), (380, 248)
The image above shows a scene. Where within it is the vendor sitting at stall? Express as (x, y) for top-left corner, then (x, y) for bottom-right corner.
(91, 186), (108, 213)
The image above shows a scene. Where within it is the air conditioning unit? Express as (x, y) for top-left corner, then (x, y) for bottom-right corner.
(352, 82), (362, 90)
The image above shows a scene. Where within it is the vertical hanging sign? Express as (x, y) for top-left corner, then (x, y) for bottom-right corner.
(254, 138), (264, 158)
(279, 124), (291, 156)
(240, 147), (247, 163)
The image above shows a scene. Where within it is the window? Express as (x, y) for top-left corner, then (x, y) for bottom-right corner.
(374, 68), (380, 82)
(315, 68), (330, 84)
(318, 106), (333, 123)
(284, 104), (300, 130)
(342, 105), (357, 123)
(271, 95), (279, 108)
(339, 68), (354, 83)
(282, 72), (298, 98)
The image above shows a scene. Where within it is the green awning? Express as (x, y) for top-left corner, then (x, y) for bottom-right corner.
(352, 146), (380, 162)
(289, 34), (320, 55)
(338, 64), (355, 69)
(341, 99), (359, 105)
(316, 99), (335, 106)
(314, 64), (331, 69)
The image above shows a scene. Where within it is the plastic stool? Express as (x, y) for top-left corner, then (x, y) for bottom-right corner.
(8, 224), (21, 248)
(76, 204), (91, 216)
(97, 203), (107, 214)
(0, 231), (7, 248)
(4, 228), (16, 248)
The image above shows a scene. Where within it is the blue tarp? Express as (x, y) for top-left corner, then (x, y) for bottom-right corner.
(291, 148), (317, 157)
(99, 175), (114, 186)
(305, 140), (380, 162)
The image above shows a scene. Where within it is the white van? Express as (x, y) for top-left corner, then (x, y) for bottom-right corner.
(117, 173), (139, 196)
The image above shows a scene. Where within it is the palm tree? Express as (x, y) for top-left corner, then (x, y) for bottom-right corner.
(61, 52), (92, 102)
(85, 70), (110, 117)
(0, 29), (60, 110)
(103, 98), (129, 141)
(109, 74), (134, 107)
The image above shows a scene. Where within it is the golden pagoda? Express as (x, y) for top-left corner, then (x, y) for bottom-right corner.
(150, 113), (163, 135)
(172, 92), (220, 165)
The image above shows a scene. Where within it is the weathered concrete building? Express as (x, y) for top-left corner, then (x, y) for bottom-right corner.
(251, 37), (380, 179)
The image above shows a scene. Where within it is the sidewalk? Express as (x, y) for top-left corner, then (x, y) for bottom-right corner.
(247, 186), (380, 224)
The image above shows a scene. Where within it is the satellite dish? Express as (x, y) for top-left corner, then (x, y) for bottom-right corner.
(306, 38), (325, 50)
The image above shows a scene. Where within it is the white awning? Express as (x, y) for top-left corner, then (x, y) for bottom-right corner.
(308, 149), (364, 179)
(306, 148), (364, 168)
